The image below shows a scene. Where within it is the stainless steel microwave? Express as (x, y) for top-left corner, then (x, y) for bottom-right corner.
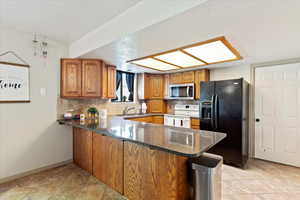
(168, 83), (194, 99)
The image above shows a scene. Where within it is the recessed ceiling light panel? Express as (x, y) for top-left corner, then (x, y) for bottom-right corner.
(131, 58), (179, 71)
(155, 50), (205, 67)
(127, 37), (242, 71)
(183, 40), (237, 63)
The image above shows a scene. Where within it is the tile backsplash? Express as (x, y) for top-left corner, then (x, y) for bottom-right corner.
(57, 97), (198, 119)
(57, 97), (141, 118)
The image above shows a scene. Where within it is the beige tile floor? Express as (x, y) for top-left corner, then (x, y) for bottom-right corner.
(0, 164), (126, 200)
(223, 159), (300, 200)
(0, 159), (300, 200)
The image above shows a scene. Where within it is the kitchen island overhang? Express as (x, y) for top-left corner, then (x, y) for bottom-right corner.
(58, 115), (226, 157)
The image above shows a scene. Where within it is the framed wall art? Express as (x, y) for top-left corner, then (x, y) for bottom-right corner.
(0, 53), (30, 103)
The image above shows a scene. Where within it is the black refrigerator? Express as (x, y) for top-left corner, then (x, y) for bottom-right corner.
(199, 78), (249, 168)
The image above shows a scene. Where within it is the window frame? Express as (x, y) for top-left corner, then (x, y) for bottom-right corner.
(112, 70), (135, 103)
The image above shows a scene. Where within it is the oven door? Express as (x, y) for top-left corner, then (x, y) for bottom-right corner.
(169, 84), (194, 99)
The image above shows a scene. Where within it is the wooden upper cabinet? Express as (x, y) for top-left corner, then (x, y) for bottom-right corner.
(182, 71), (195, 83)
(164, 74), (170, 99)
(107, 65), (116, 98)
(167, 69), (209, 99)
(61, 58), (116, 99)
(170, 71), (194, 84)
(144, 74), (151, 99)
(149, 74), (164, 99)
(82, 60), (101, 97)
(61, 59), (82, 97)
(101, 62), (108, 97)
(195, 69), (210, 99)
(170, 73), (182, 84)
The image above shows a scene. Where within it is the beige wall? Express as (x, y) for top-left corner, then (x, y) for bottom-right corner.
(0, 28), (72, 180)
(210, 65), (251, 82)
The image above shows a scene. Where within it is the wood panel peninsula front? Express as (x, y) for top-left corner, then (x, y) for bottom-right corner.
(58, 115), (226, 200)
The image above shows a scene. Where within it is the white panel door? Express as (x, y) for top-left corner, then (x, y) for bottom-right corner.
(255, 63), (300, 167)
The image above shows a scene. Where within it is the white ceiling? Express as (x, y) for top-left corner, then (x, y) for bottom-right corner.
(69, 0), (209, 58)
(0, 0), (141, 43)
(1, 0), (300, 73)
(83, 0), (300, 73)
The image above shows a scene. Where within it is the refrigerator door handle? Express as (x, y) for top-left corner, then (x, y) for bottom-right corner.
(211, 95), (215, 129)
(214, 95), (219, 129)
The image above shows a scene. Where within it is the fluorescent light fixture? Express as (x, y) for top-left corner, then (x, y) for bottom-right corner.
(154, 50), (205, 67)
(128, 37), (242, 71)
(183, 40), (237, 63)
(131, 58), (179, 71)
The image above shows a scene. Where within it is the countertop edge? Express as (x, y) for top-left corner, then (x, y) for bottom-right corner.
(57, 117), (225, 158)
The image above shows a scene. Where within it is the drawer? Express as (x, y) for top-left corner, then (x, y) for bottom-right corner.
(129, 116), (153, 123)
(191, 125), (200, 130)
(191, 118), (200, 126)
(152, 116), (164, 124)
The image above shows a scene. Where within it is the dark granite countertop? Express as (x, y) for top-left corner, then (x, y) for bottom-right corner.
(58, 115), (226, 157)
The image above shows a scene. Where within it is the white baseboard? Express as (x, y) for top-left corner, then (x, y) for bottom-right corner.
(0, 160), (73, 184)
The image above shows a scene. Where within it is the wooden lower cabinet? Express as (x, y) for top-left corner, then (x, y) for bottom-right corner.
(92, 133), (124, 194)
(128, 115), (164, 124)
(152, 116), (164, 124)
(73, 128), (190, 199)
(124, 142), (189, 200)
(191, 118), (200, 130)
(129, 116), (153, 123)
(191, 118), (200, 126)
(73, 128), (93, 173)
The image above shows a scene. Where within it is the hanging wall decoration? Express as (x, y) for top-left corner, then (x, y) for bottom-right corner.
(32, 34), (48, 58)
(0, 51), (30, 103)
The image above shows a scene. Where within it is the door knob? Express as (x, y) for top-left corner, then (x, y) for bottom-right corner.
(256, 118), (260, 122)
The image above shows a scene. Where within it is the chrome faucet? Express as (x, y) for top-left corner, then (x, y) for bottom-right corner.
(123, 106), (136, 115)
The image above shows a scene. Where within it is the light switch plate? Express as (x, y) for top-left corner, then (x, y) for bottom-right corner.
(40, 88), (46, 96)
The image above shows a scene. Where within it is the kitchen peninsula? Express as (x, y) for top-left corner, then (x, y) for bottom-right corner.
(58, 115), (226, 200)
